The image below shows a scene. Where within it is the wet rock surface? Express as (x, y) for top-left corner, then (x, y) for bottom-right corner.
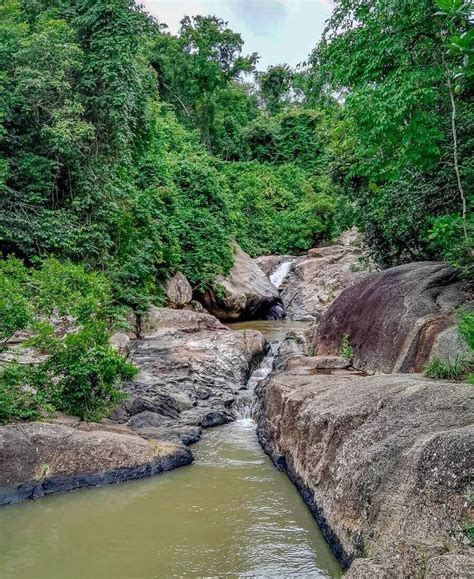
(0, 421), (192, 506)
(255, 364), (474, 575)
(112, 307), (268, 444)
(314, 261), (472, 373)
(198, 244), (282, 321)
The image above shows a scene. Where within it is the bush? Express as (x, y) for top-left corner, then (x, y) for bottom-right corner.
(0, 365), (45, 423)
(45, 323), (137, 421)
(424, 356), (470, 381)
(0, 257), (137, 423)
(341, 334), (353, 362)
(0, 258), (31, 344)
(458, 311), (474, 351)
(458, 311), (474, 384)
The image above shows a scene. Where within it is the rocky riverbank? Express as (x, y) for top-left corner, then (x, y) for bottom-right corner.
(0, 421), (192, 506)
(255, 354), (473, 575)
(0, 306), (268, 505)
(254, 257), (474, 576)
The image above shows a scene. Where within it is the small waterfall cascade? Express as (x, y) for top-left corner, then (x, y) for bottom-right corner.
(233, 342), (278, 421)
(270, 259), (294, 289)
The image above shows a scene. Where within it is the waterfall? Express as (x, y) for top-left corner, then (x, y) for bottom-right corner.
(270, 260), (293, 289)
(233, 344), (277, 420)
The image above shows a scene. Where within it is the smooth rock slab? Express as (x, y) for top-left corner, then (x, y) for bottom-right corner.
(0, 421), (192, 505)
(286, 356), (350, 370)
(255, 370), (474, 575)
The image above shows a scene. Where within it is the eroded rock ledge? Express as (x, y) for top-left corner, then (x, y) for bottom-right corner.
(0, 421), (192, 506)
(112, 307), (268, 443)
(255, 360), (474, 576)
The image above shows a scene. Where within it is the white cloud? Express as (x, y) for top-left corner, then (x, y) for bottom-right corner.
(228, 0), (288, 36)
(141, 0), (333, 68)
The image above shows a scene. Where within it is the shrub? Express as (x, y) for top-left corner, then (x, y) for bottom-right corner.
(341, 334), (353, 362)
(0, 257), (137, 422)
(424, 356), (470, 381)
(458, 311), (474, 384)
(458, 311), (474, 351)
(45, 323), (137, 421)
(0, 258), (32, 344)
(0, 364), (44, 423)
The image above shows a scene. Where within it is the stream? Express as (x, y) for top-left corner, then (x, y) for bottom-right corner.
(0, 322), (341, 578)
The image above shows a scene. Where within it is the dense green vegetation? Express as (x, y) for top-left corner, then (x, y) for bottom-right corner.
(0, 257), (136, 421)
(308, 0), (473, 272)
(1, 0), (472, 421)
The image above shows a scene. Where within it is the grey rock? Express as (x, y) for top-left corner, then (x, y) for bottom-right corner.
(137, 425), (203, 446)
(109, 332), (131, 357)
(347, 551), (474, 578)
(338, 227), (363, 247)
(424, 553), (474, 578)
(115, 308), (268, 440)
(255, 369), (474, 575)
(164, 272), (193, 308)
(128, 411), (175, 430)
(430, 325), (472, 365)
(198, 243), (282, 321)
(286, 355), (350, 370)
(0, 421), (192, 505)
(139, 306), (224, 337)
(273, 330), (312, 373)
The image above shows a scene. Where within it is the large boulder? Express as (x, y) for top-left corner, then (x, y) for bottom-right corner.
(164, 272), (193, 308)
(112, 307), (268, 443)
(139, 306), (223, 337)
(0, 421), (192, 505)
(197, 244), (282, 321)
(314, 261), (472, 373)
(256, 244), (370, 321)
(255, 368), (474, 576)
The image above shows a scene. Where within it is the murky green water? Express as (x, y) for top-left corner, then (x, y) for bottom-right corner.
(0, 422), (341, 578)
(0, 321), (341, 578)
(227, 320), (310, 344)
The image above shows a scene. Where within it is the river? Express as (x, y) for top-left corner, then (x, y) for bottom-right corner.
(0, 322), (341, 578)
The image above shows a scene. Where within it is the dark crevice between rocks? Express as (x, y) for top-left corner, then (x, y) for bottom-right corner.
(262, 298), (286, 321)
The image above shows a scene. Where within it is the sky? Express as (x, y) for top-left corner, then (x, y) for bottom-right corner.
(141, 1), (334, 69)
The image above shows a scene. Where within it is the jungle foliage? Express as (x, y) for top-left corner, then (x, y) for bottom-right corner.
(308, 0), (473, 272)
